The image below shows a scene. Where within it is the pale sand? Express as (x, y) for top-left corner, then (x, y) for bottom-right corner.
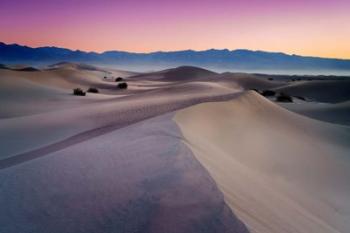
(0, 80), (241, 161)
(175, 91), (350, 233)
(0, 70), (114, 118)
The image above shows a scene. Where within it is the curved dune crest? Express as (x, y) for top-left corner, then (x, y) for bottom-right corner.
(174, 91), (350, 233)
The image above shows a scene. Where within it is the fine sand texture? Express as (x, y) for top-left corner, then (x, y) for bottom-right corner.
(0, 113), (248, 233)
(175, 91), (350, 233)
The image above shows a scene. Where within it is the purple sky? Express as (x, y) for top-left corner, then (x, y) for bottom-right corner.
(1, 0), (349, 58)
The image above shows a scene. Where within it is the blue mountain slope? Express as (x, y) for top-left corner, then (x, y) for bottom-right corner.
(1, 42), (350, 72)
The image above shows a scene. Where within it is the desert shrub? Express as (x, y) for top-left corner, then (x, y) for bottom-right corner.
(115, 77), (124, 82)
(276, 93), (293, 102)
(118, 82), (128, 89)
(103, 76), (107, 79)
(294, 96), (306, 101)
(87, 87), (99, 93)
(17, 67), (39, 72)
(268, 77), (274, 81)
(73, 88), (86, 96)
(261, 90), (276, 97)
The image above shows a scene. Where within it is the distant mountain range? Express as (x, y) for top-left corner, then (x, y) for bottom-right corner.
(1, 42), (350, 74)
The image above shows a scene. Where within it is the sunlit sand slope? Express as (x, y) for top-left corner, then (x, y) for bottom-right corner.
(175, 91), (350, 233)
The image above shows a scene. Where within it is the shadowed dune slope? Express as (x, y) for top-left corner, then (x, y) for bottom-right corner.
(175, 91), (350, 233)
(280, 101), (350, 126)
(273, 80), (350, 103)
(48, 62), (110, 72)
(0, 64), (9, 69)
(216, 73), (287, 90)
(130, 66), (217, 82)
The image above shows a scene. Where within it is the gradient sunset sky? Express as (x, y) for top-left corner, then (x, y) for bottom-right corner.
(1, 0), (349, 59)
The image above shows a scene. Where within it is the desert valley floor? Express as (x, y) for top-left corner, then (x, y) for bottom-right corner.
(0, 63), (350, 233)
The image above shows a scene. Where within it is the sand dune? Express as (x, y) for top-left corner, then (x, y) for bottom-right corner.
(0, 63), (135, 94)
(48, 62), (110, 72)
(0, 80), (240, 160)
(130, 66), (217, 81)
(175, 91), (350, 233)
(0, 66), (242, 160)
(0, 70), (114, 118)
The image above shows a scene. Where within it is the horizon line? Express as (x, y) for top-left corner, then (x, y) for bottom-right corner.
(1, 41), (349, 61)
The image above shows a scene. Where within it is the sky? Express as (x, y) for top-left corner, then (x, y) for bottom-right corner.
(0, 0), (349, 59)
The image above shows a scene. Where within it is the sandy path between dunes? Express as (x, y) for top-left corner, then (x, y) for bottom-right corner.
(174, 91), (350, 233)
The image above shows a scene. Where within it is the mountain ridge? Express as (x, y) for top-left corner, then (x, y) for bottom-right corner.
(1, 42), (350, 73)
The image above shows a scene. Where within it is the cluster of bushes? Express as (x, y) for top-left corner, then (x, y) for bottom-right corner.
(261, 90), (276, 97)
(252, 89), (276, 97)
(103, 76), (125, 82)
(276, 93), (293, 102)
(87, 87), (99, 93)
(117, 82), (128, 89)
(115, 77), (124, 82)
(73, 88), (86, 96)
(294, 96), (306, 101)
(73, 87), (100, 96)
(103, 76), (128, 89)
(252, 89), (294, 103)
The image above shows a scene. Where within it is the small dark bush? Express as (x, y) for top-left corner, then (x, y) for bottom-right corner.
(16, 67), (39, 72)
(87, 87), (99, 93)
(268, 77), (274, 81)
(118, 82), (128, 89)
(73, 88), (86, 96)
(115, 77), (124, 82)
(294, 96), (306, 101)
(261, 90), (276, 97)
(103, 76), (107, 79)
(276, 93), (293, 102)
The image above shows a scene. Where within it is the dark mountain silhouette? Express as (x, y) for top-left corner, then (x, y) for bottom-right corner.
(1, 42), (350, 73)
